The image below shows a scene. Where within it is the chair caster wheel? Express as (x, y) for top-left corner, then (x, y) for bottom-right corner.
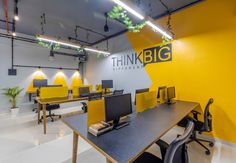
(205, 150), (210, 155)
(59, 115), (62, 119)
(209, 142), (214, 147)
(51, 119), (54, 122)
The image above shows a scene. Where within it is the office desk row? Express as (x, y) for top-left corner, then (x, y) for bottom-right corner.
(63, 100), (200, 163)
(36, 93), (113, 134)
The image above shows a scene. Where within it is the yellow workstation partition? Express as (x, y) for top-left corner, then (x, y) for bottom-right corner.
(136, 91), (157, 113)
(40, 87), (68, 99)
(87, 99), (105, 127)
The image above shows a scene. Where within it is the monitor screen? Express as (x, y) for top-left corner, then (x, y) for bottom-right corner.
(157, 86), (167, 98)
(102, 80), (113, 89)
(105, 94), (132, 122)
(33, 79), (48, 88)
(79, 87), (90, 95)
(167, 87), (175, 100)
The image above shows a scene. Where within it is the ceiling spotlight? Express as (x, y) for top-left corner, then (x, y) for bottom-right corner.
(14, 0), (19, 21)
(12, 32), (16, 37)
(14, 15), (19, 21)
(14, 7), (19, 21)
(48, 49), (55, 61)
(104, 13), (109, 32)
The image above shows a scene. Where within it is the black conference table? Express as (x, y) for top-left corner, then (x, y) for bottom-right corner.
(63, 100), (200, 163)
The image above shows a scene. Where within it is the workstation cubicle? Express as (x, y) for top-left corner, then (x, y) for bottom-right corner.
(0, 0), (235, 163)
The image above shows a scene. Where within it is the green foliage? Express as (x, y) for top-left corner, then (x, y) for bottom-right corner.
(2, 87), (23, 109)
(160, 35), (171, 47)
(77, 47), (85, 53)
(108, 5), (146, 33)
(38, 41), (61, 51)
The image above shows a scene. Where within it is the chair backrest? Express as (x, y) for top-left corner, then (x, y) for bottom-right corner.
(164, 121), (194, 163)
(88, 92), (102, 101)
(113, 89), (124, 96)
(203, 98), (214, 132)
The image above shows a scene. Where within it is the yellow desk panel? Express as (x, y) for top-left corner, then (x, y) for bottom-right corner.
(136, 91), (157, 113)
(87, 99), (105, 127)
(40, 87), (68, 99)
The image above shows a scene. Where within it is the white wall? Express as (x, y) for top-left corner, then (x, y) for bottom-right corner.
(85, 34), (151, 101)
(0, 30), (81, 113)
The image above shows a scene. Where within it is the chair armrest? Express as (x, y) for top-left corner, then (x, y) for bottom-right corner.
(156, 139), (169, 159)
(191, 110), (201, 121)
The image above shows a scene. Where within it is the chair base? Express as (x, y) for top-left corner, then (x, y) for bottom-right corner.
(39, 111), (62, 123)
(188, 133), (214, 155)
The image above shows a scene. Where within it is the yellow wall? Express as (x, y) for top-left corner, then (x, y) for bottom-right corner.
(27, 69), (45, 93)
(53, 71), (68, 87)
(127, 0), (236, 143)
(70, 71), (83, 89)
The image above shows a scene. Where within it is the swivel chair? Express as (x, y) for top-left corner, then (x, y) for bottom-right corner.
(188, 98), (214, 155)
(113, 89), (124, 95)
(40, 104), (61, 122)
(134, 121), (194, 163)
(178, 98), (214, 155)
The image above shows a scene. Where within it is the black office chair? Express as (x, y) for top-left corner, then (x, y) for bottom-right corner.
(40, 104), (61, 122)
(88, 92), (102, 101)
(113, 89), (124, 95)
(187, 98), (214, 155)
(81, 102), (88, 113)
(134, 121), (194, 163)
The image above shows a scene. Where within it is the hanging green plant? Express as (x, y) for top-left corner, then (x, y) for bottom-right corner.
(160, 35), (171, 47)
(36, 35), (61, 50)
(108, 5), (146, 33)
(77, 47), (85, 54)
(37, 41), (61, 50)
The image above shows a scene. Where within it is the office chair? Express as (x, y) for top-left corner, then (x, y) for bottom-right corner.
(187, 98), (214, 155)
(113, 89), (124, 95)
(81, 102), (88, 113)
(88, 92), (102, 101)
(134, 121), (194, 163)
(40, 104), (61, 122)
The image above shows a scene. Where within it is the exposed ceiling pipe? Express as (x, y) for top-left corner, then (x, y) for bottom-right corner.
(3, 0), (9, 33)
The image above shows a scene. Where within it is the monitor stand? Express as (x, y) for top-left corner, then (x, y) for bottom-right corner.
(113, 118), (129, 130)
(167, 99), (176, 105)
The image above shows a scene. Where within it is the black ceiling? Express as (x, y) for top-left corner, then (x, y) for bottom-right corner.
(0, 0), (202, 46)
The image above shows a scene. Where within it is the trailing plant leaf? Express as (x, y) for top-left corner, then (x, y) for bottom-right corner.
(38, 41), (61, 51)
(108, 5), (146, 33)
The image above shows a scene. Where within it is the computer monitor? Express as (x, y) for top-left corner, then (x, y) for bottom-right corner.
(157, 86), (167, 98)
(102, 80), (113, 89)
(105, 94), (132, 129)
(79, 87), (90, 97)
(33, 79), (48, 88)
(167, 86), (176, 104)
(46, 85), (62, 87)
(135, 88), (149, 94)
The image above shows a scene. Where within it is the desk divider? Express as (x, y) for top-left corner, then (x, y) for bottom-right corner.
(87, 99), (105, 127)
(40, 87), (68, 99)
(136, 91), (157, 113)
